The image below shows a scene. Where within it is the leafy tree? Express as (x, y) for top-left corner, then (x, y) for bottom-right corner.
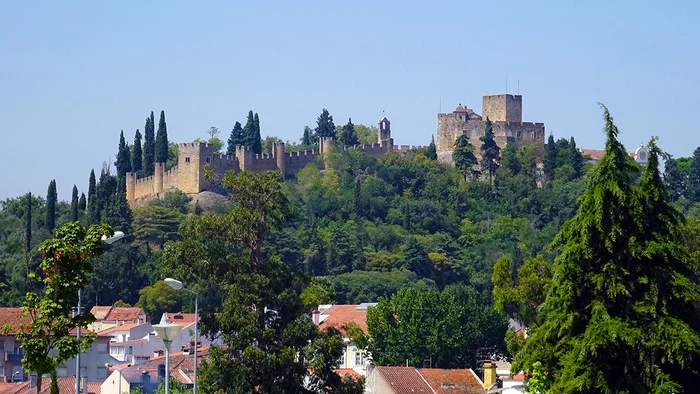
(401, 237), (430, 278)
(252, 113), (262, 154)
(500, 143), (520, 176)
(492, 255), (552, 328)
(132, 129), (143, 175)
(88, 243), (147, 307)
(315, 109), (336, 139)
(426, 135), (437, 160)
(367, 284), (507, 368)
(687, 147), (700, 201)
(514, 106), (700, 392)
(480, 117), (500, 185)
(452, 135), (479, 180)
(543, 134), (556, 181)
(339, 118), (359, 146)
(155, 110), (169, 163)
(527, 362), (552, 394)
(87, 169), (97, 223)
(70, 185), (79, 222)
(226, 121), (244, 155)
(78, 193), (86, 212)
(6, 222), (112, 394)
(116, 130), (132, 178)
(138, 280), (183, 322)
(143, 112), (156, 176)
(664, 156), (686, 201)
(207, 137), (224, 153)
(45, 180), (57, 232)
(133, 204), (185, 251)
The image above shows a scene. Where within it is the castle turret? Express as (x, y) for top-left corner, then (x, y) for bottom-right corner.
(236, 145), (253, 171)
(125, 172), (136, 201)
(319, 137), (333, 156)
(378, 116), (393, 150)
(154, 162), (164, 194)
(274, 141), (286, 177)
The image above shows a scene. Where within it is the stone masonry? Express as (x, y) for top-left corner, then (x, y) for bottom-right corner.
(436, 94), (545, 164)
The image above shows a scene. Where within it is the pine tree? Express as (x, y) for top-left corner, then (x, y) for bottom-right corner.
(426, 135), (437, 160)
(116, 130), (132, 178)
(71, 185), (79, 221)
(568, 137), (584, 178)
(664, 157), (686, 201)
(302, 126), (314, 146)
(514, 106), (700, 392)
(314, 109), (335, 139)
(452, 135), (479, 180)
(155, 110), (169, 163)
(46, 179), (57, 232)
(132, 129), (143, 175)
(340, 118), (359, 146)
(144, 112), (156, 176)
(243, 111), (256, 148)
(687, 147), (700, 201)
(104, 177), (133, 236)
(543, 134), (557, 181)
(78, 193), (86, 211)
(402, 237), (430, 278)
(88, 169), (97, 224)
(480, 117), (500, 185)
(25, 192), (32, 253)
(252, 113), (262, 154)
(226, 121), (244, 155)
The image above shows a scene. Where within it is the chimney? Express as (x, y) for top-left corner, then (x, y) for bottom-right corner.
(29, 373), (37, 388)
(312, 309), (320, 326)
(483, 361), (497, 388)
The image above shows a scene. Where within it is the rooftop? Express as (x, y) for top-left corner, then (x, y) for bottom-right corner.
(0, 378), (100, 394)
(317, 304), (375, 335)
(95, 322), (140, 336)
(374, 366), (434, 394)
(90, 306), (145, 322)
(0, 307), (31, 335)
(373, 367), (485, 394)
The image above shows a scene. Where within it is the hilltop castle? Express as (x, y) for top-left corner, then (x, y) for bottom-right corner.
(436, 94), (545, 164)
(126, 117), (424, 204)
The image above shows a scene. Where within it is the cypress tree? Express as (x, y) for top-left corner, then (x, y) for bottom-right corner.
(104, 176), (133, 236)
(479, 117), (500, 185)
(25, 192), (32, 253)
(664, 157), (686, 201)
(144, 111), (156, 175)
(71, 185), (79, 221)
(514, 106), (700, 392)
(243, 111), (256, 148)
(46, 179), (57, 232)
(340, 118), (358, 146)
(252, 113), (262, 154)
(568, 136), (584, 178)
(88, 169), (97, 223)
(426, 135), (437, 160)
(116, 130), (132, 178)
(543, 133), (557, 181)
(302, 126), (314, 146)
(155, 110), (168, 163)
(687, 147), (700, 201)
(314, 109), (335, 139)
(226, 121), (244, 155)
(132, 129), (143, 175)
(78, 192), (86, 211)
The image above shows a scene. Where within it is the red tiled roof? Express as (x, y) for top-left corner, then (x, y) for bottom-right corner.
(96, 322), (140, 335)
(335, 369), (361, 379)
(90, 306), (144, 322)
(418, 368), (485, 393)
(90, 306), (112, 320)
(0, 378), (100, 394)
(0, 308), (31, 335)
(318, 305), (367, 335)
(579, 148), (605, 161)
(120, 347), (210, 385)
(163, 312), (197, 326)
(375, 367), (434, 394)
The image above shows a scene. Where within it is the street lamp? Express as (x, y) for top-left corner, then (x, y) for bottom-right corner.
(164, 278), (199, 394)
(105, 363), (130, 394)
(153, 323), (184, 394)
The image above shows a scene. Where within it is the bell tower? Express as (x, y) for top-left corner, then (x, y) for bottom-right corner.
(378, 116), (392, 147)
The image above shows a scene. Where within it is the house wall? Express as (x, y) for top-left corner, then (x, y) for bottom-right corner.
(100, 371), (130, 394)
(0, 335), (26, 382)
(365, 369), (393, 394)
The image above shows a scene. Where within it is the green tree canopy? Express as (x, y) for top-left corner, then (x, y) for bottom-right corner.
(226, 121), (244, 155)
(480, 118), (500, 184)
(315, 109), (336, 139)
(155, 110), (169, 163)
(452, 135), (479, 180)
(426, 136), (437, 160)
(132, 129), (143, 175)
(143, 111), (156, 176)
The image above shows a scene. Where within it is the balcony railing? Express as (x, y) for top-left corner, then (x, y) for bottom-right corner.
(5, 351), (24, 362)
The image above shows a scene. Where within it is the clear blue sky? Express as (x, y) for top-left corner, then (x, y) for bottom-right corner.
(1, 1), (698, 201)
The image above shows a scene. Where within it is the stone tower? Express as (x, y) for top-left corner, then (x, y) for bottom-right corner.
(378, 117), (391, 147)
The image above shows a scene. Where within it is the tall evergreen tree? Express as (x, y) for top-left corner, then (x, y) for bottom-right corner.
(71, 185), (79, 221)
(78, 193), (86, 211)
(354, 178), (363, 217)
(155, 110), (169, 163)
(25, 192), (32, 253)
(242, 111), (256, 148)
(314, 109), (336, 139)
(664, 157), (686, 201)
(104, 177), (133, 236)
(687, 147), (700, 202)
(116, 130), (132, 178)
(340, 118), (359, 146)
(88, 169), (97, 224)
(143, 112), (156, 176)
(252, 113), (262, 154)
(568, 137), (584, 178)
(479, 117), (500, 185)
(226, 121), (244, 155)
(46, 179), (57, 232)
(543, 134), (557, 181)
(301, 126), (314, 146)
(132, 129), (143, 175)
(514, 106), (700, 392)
(426, 135), (437, 160)
(452, 135), (479, 180)
(401, 237), (430, 278)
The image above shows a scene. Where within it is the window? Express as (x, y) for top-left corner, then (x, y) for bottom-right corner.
(339, 349), (347, 368)
(0, 341), (4, 352)
(206, 157), (211, 163)
(0, 364), (5, 377)
(57, 367), (67, 378)
(355, 352), (364, 366)
(97, 367), (107, 379)
(185, 157), (191, 163)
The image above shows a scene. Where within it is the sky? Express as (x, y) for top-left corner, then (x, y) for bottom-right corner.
(1, 1), (699, 201)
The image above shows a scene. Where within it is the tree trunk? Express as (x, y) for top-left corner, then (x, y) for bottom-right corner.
(50, 370), (59, 394)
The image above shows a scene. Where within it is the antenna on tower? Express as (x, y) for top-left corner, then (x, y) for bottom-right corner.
(506, 78), (508, 94)
(439, 97), (442, 113)
(518, 80), (520, 95)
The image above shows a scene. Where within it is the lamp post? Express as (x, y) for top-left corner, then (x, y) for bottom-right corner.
(105, 363), (130, 394)
(153, 323), (184, 394)
(75, 230), (126, 394)
(164, 278), (198, 394)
